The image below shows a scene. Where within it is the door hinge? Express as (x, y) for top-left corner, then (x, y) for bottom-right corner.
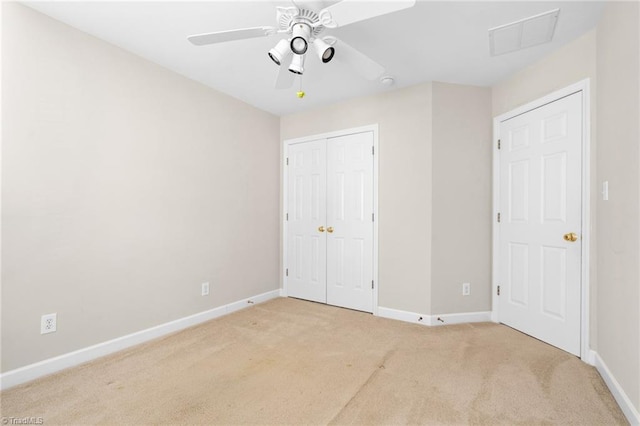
(286, 157), (289, 166)
(372, 146), (375, 155)
(497, 212), (501, 223)
(497, 285), (500, 296)
(286, 268), (289, 277)
(286, 213), (289, 221)
(497, 140), (501, 150)
(372, 280), (374, 289)
(372, 213), (375, 222)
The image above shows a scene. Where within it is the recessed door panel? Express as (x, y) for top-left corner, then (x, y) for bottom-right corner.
(335, 238), (345, 287)
(509, 125), (530, 152)
(542, 112), (568, 142)
(508, 243), (529, 307)
(541, 246), (567, 320)
(508, 160), (529, 223)
(310, 236), (320, 283)
(335, 173), (345, 221)
(354, 171), (365, 221)
(542, 152), (567, 223)
(311, 174), (321, 220)
(353, 238), (365, 290)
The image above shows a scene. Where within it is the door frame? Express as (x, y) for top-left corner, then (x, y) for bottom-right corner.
(491, 79), (591, 360)
(282, 124), (380, 315)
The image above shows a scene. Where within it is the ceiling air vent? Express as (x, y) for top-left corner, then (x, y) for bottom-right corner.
(489, 8), (560, 56)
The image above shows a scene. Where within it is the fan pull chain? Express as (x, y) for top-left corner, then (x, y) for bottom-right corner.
(297, 75), (305, 99)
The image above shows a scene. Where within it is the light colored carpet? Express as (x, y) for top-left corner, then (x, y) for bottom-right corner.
(0, 297), (627, 425)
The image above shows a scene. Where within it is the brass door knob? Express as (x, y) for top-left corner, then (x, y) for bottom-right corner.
(563, 232), (578, 242)
(327, 227), (334, 233)
(318, 226), (325, 233)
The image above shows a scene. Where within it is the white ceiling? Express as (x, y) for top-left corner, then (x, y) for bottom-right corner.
(24, 1), (605, 116)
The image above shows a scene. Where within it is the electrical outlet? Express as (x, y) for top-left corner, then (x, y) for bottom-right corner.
(41, 313), (57, 334)
(462, 282), (471, 296)
(201, 282), (210, 296)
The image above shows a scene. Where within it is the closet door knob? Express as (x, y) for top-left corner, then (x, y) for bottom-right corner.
(318, 226), (325, 233)
(327, 227), (334, 233)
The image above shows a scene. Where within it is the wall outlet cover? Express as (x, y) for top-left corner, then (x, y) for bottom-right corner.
(201, 282), (210, 296)
(462, 282), (471, 296)
(41, 313), (57, 334)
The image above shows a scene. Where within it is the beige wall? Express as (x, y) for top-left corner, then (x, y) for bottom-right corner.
(280, 84), (433, 314)
(431, 82), (492, 315)
(1, 3), (280, 372)
(596, 1), (640, 412)
(492, 30), (597, 117)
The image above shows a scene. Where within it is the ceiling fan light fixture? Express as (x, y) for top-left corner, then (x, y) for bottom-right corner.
(290, 23), (311, 55)
(268, 39), (291, 66)
(288, 54), (305, 75)
(313, 38), (335, 63)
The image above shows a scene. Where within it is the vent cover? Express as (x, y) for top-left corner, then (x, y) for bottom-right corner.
(489, 8), (560, 56)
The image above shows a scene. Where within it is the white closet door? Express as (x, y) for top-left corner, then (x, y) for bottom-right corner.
(326, 132), (374, 313)
(498, 92), (583, 356)
(287, 139), (327, 303)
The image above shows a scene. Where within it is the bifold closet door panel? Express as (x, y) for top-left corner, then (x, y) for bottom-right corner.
(287, 139), (327, 303)
(326, 132), (374, 313)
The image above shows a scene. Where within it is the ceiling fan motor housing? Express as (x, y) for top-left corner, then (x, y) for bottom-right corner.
(277, 7), (324, 35)
(290, 23), (312, 55)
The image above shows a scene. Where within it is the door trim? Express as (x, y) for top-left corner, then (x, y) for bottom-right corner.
(491, 79), (591, 360)
(282, 124), (380, 315)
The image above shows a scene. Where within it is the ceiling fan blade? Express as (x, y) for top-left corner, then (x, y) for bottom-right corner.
(318, 0), (416, 28)
(291, 0), (325, 11)
(332, 38), (385, 81)
(275, 65), (295, 89)
(188, 26), (277, 46)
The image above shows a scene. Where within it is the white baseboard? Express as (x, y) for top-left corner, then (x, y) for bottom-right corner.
(0, 289), (280, 391)
(427, 311), (492, 326)
(593, 351), (640, 425)
(377, 307), (492, 327)
(377, 306), (430, 325)
(226, 289), (280, 314)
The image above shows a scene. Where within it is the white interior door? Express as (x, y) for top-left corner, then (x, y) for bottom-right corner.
(286, 130), (375, 313)
(287, 139), (327, 303)
(498, 91), (583, 356)
(326, 132), (374, 312)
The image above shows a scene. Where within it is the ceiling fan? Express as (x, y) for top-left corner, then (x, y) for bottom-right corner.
(187, 0), (416, 94)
